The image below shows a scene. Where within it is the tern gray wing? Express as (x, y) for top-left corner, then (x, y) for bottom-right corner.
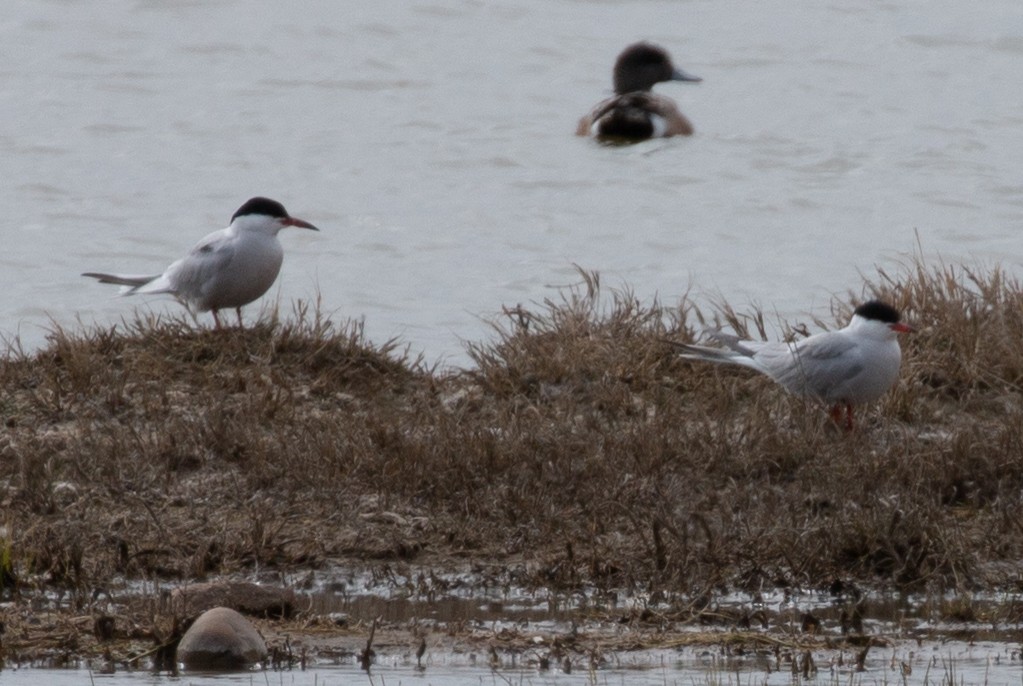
(795, 331), (858, 361)
(756, 332), (863, 402)
(133, 229), (234, 306)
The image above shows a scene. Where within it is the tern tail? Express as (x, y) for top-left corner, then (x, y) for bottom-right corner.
(669, 341), (745, 363)
(665, 339), (765, 375)
(82, 272), (160, 288)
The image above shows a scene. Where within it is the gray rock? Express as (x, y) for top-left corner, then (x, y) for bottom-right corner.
(177, 606), (267, 671)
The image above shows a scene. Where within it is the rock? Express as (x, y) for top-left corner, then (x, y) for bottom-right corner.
(177, 607), (267, 671)
(169, 581), (296, 618)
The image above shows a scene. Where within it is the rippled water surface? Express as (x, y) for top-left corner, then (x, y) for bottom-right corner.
(1, 650), (1018, 686)
(3, 0), (1022, 365)
(5, 575), (1023, 684)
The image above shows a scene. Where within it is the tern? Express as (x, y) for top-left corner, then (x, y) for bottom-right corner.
(670, 300), (914, 429)
(84, 196), (318, 327)
(577, 42), (702, 141)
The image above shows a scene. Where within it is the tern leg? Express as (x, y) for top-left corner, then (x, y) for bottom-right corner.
(211, 309), (223, 329)
(828, 404), (843, 426)
(828, 403), (855, 431)
(235, 307), (243, 327)
(822, 404), (855, 431)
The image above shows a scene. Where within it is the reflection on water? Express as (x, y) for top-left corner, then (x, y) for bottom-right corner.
(1, 641), (1019, 686)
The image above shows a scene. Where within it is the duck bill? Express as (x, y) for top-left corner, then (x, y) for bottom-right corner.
(672, 67), (702, 83)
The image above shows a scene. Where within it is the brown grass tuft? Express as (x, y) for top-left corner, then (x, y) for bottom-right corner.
(2, 258), (1023, 610)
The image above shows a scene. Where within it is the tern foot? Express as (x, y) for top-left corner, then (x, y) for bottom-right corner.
(827, 403), (855, 431)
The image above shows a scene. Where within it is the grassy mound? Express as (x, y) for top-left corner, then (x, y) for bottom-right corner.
(2, 259), (1022, 604)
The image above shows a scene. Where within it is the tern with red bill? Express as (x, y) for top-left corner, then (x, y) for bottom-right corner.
(670, 300), (914, 430)
(84, 197), (318, 327)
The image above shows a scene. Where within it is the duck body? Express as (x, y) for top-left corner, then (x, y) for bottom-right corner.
(578, 42), (701, 142)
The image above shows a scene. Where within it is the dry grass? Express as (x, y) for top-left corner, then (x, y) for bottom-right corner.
(2, 258), (1023, 616)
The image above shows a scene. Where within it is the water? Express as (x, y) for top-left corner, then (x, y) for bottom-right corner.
(0, 641), (1019, 686)
(6, 576), (1023, 685)
(4, 0), (1023, 366)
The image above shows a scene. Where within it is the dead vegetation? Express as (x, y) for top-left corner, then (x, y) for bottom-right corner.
(2, 257), (1023, 622)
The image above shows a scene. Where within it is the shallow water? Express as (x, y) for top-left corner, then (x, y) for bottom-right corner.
(3, 0), (1022, 366)
(1, 641), (1019, 686)
(8, 577), (1023, 685)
